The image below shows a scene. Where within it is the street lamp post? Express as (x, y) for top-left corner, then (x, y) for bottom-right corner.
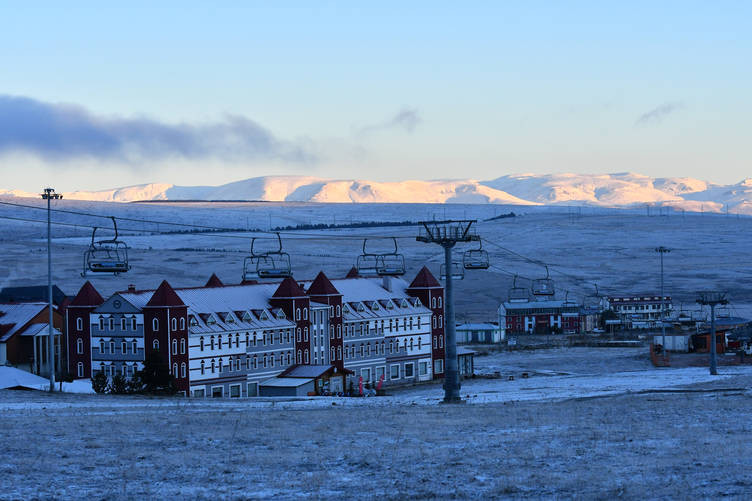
(697, 291), (727, 376)
(41, 187), (62, 392)
(655, 247), (670, 358)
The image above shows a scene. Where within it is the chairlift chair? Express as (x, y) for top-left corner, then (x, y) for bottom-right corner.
(376, 254), (406, 276)
(81, 217), (131, 277)
(463, 240), (490, 270)
(440, 262), (464, 281)
(531, 265), (555, 297)
(508, 275), (529, 302)
(242, 233), (292, 280)
(357, 237), (406, 277)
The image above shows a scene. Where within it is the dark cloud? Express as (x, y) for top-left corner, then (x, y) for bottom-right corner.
(0, 95), (315, 163)
(635, 102), (684, 126)
(357, 107), (421, 135)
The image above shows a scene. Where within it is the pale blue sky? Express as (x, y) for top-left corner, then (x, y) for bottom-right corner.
(0, 1), (750, 192)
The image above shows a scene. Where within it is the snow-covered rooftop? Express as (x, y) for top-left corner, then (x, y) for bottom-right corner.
(0, 303), (48, 342)
(260, 377), (313, 387)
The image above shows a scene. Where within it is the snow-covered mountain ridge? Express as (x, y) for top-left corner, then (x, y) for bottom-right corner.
(5, 172), (752, 213)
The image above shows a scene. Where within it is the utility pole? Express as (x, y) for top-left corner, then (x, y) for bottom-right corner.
(655, 246), (670, 359)
(41, 187), (62, 392)
(417, 219), (478, 403)
(697, 292), (727, 375)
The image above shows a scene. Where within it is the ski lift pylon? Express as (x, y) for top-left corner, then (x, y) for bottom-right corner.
(81, 216), (131, 276)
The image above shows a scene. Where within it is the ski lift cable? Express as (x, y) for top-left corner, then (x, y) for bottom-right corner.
(0, 200), (421, 240)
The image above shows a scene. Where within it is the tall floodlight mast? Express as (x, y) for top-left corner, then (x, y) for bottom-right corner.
(41, 187), (62, 392)
(697, 291), (728, 375)
(417, 220), (479, 403)
(655, 246), (670, 360)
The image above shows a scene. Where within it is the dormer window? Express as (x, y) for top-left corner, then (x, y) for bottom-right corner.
(276, 310), (285, 320)
(356, 303), (365, 312)
(260, 311), (269, 321)
(226, 315), (235, 324)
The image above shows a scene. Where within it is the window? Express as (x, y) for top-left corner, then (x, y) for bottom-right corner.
(153, 339), (159, 350)
(245, 332), (249, 346)
(181, 363), (186, 378)
(296, 308), (301, 321)
(218, 358), (223, 372)
(367, 343), (371, 356)
(440, 335), (444, 348)
(297, 350), (302, 364)
(330, 347), (335, 361)
(194, 389), (205, 398)
(201, 360), (205, 375)
(76, 317), (83, 331)
(99, 317), (105, 330)
(433, 316), (437, 328)
(404, 363), (414, 378)
(180, 317), (185, 330)
(173, 363), (178, 376)
(286, 353), (291, 365)
(262, 333), (267, 346)
(270, 354), (275, 368)
(439, 315), (443, 328)
(77, 338), (84, 354)
(337, 325), (341, 338)
(212, 386), (223, 398)
(434, 359), (444, 374)
(171, 318), (177, 331)
(200, 337), (204, 351)
(303, 308), (308, 320)
(152, 318), (159, 331)
(263, 354), (267, 368)
(418, 337), (422, 349)
(336, 305), (341, 317)
(230, 384), (241, 398)
(433, 336), (437, 349)
(296, 329), (301, 342)
(304, 349), (309, 363)
(432, 297), (437, 308)
(419, 361), (428, 376)
(172, 339), (178, 355)
(211, 359), (216, 373)
(304, 327), (309, 341)
(337, 346), (342, 360)
(376, 366), (385, 382)
(109, 318), (115, 330)
(77, 362), (84, 378)
(253, 333), (258, 346)
(361, 368), (371, 382)
(438, 297), (442, 308)
(235, 333), (240, 347)
(131, 317), (137, 330)
(121, 341), (126, 354)
(410, 338), (414, 350)
(121, 318), (126, 330)
(359, 344), (364, 357)
(180, 338), (186, 354)
(109, 341), (115, 353)
(247, 382), (258, 397)
(253, 356), (258, 369)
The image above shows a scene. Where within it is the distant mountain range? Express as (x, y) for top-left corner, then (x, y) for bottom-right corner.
(4, 173), (752, 214)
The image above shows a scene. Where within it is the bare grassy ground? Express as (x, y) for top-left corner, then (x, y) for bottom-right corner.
(2, 378), (752, 500)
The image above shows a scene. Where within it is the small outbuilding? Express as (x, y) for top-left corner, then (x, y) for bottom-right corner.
(259, 364), (354, 396)
(259, 377), (315, 397)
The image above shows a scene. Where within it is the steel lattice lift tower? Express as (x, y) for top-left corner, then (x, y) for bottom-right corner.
(417, 220), (478, 403)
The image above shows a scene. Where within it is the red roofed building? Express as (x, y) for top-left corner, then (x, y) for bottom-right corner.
(66, 281), (104, 378)
(406, 266), (446, 379)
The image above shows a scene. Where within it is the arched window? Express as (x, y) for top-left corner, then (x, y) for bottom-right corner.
(337, 346), (342, 360)
(76, 338), (83, 354)
(235, 333), (240, 347)
(297, 328), (301, 342)
(432, 316), (437, 328)
(438, 297), (442, 308)
(218, 358), (223, 373)
(109, 318), (114, 330)
(201, 360), (205, 375)
(440, 335), (444, 348)
(171, 318), (177, 331)
(304, 327), (308, 341)
(263, 354), (267, 368)
(337, 325), (341, 338)
(433, 336), (438, 349)
(336, 305), (341, 317)
(131, 317), (137, 330)
(418, 337), (422, 349)
(172, 339), (178, 355)
(152, 339), (159, 350)
(132, 340), (137, 353)
(297, 350), (302, 364)
(432, 297), (437, 308)
(304, 349), (309, 364)
(180, 338), (186, 354)
(121, 317), (126, 330)
(181, 363), (186, 378)
(77, 362), (84, 378)
(99, 339), (105, 353)
(200, 337), (204, 351)
(330, 347), (335, 361)
(172, 363), (178, 376)
(270, 354), (275, 368)
(303, 308), (308, 320)
(296, 308), (301, 321)
(99, 317), (104, 330)
(286, 352), (291, 365)
(253, 356), (258, 369)
(210, 335), (215, 350)
(152, 318), (159, 331)
(76, 317), (83, 331)
(439, 315), (443, 328)
(211, 359), (216, 373)
(180, 317), (185, 330)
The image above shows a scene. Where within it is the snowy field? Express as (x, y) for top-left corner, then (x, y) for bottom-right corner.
(3, 348), (752, 499)
(2, 197), (752, 322)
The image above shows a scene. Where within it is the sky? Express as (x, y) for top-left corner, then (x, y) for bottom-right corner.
(0, 1), (750, 192)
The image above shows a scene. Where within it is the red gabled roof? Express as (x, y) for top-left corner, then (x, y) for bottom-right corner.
(307, 271), (340, 296)
(69, 281), (104, 307)
(205, 273), (224, 288)
(345, 267), (360, 279)
(272, 277), (306, 298)
(408, 266), (441, 288)
(146, 280), (185, 307)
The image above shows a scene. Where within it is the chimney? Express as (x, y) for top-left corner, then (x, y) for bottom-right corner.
(382, 276), (393, 292)
(127, 284), (136, 292)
